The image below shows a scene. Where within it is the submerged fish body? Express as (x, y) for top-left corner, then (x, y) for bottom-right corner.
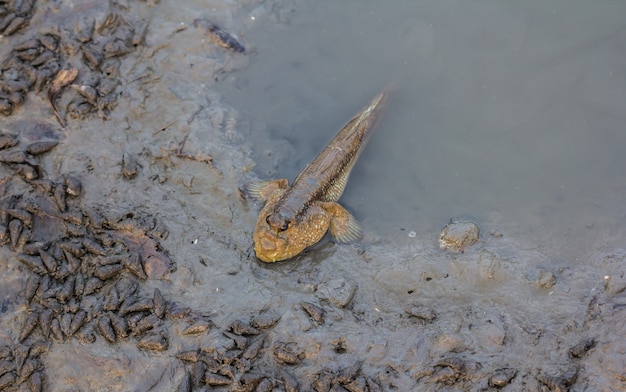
(248, 90), (388, 262)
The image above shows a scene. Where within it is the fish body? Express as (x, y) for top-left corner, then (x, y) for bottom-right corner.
(248, 90), (388, 262)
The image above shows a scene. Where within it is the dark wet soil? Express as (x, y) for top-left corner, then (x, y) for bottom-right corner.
(0, 0), (625, 391)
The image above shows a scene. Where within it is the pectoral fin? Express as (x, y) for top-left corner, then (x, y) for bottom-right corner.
(244, 179), (289, 201)
(321, 202), (362, 243)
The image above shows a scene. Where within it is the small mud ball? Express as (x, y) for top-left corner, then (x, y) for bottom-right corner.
(439, 220), (480, 252)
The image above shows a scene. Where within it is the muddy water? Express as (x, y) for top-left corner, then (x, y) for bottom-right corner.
(223, 0), (626, 263)
(0, 0), (625, 391)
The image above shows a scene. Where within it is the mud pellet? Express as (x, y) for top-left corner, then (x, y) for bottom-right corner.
(38, 250), (57, 273)
(0, 150), (29, 163)
(153, 288), (165, 318)
(82, 47), (102, 69)
(50, 318), (63, 341)
(242, 336), (264, 360)
(73, 273), (85, 296)
(82, 207), (105, 229)
(7, 209), (32, 226)
(0, 134), (18, 149)
(199, 354), (219, 371)
(488, 368), (517, 388)
(313, 373), (332, 392)
(13, 344), (28, 368)
(83, 277), (103, 295)
(569, 338), (595, 359)
(35, 275), (50, 297)
(17, 227), (30, 249)
(97, 316), (116, 343)
(60, 241), (85, 257)
(42, 286), (61, 300)
(223, 330), (247, 349)
(59, 313), (72, 336)
(346, 376), (369, 392)
(53, 185), (66, 211)
(0, 346), (10, 361)
(273, 346), (300, 365)
(26, 371), (43, 392)
(182, 321), (210, 336)
(24, 275), (40, 303)
(133, 315), (160, 335)
(280, 368), (299, 392)
(251, 312), (281, 330)
(64, 175), (81, 197)
(228, 320), (260, 336)
(82, 238), (106, 256)
(56, 276), (74, 303)
(19, 312), (40, 342)
(26, 141), (58, 155)
(109, 312), (129, 339)
(16, 164), (39, 180)
(3, 16), (26, 36)
(239, 372), (263, 388)
(94, 263), (124, 280)
(69, 310), (88, 335)
(39, 35), (58, 51)
(124, 254), (147, 280)
(191, 361), (206, 387)
(66, 223), (86, 237)
(176, 350), (201, 363)
(220, 350), (241, 366)
(38, 309), (53, 337)
(72, 85), (97, 104)
(103, 288), (120, 311)
(78, 329), (96, 344)
(0, 225), (8, 244)
(256, 378), (274, 392)
(9, 219), (23, 248)
(0, 360), (15, 377)
(301, 301), (324, 323)
(17, 358), (38, 384)
(0, 371), (16, 389)
(18, 254), (47, 275)
(337, 361), (363, 384)
(122, 153), (139, 179)
(119, 298), (153, 316)
(27, 342), (49, 359)
(204, 372), (231, 386)
(136, 333), (168, 351)
(22, 242), (49, 256)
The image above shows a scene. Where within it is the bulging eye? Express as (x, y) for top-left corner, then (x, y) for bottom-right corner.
(266, 215), (289, 231)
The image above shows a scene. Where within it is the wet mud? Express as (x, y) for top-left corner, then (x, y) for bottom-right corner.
(1, 0), (625, 391)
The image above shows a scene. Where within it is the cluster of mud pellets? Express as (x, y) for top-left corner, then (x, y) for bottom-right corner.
(0, 123), (181, 390)
(175, 317), (383, 392)
(0, 2), (146, 123)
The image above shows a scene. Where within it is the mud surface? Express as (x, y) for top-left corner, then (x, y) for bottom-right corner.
(1, 0), (625, 391)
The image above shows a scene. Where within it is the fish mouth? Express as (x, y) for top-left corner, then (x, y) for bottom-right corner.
(253, 230), (290, 263)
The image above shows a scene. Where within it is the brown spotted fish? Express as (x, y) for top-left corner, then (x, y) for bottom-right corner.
(247, 89), (388, 262)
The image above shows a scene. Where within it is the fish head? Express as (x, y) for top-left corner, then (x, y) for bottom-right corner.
(253, 202), (330, 262)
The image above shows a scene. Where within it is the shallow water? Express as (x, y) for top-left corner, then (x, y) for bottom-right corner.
(223, 0), (626, 262)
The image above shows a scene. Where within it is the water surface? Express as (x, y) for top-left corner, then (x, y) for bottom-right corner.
(224, 0), (626, 261)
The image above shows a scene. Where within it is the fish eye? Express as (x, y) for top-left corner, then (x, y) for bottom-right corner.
(266, 215), (289, 231)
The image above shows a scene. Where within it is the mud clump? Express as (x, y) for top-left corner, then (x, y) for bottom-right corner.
(439, 220), (480, 252)
(0, 1), (148, 123)
(0, 123), (176, 389)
